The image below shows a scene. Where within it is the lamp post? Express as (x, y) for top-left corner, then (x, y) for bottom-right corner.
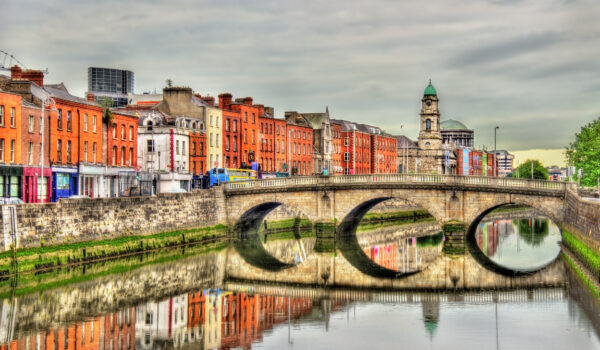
(494, 126), (499, 177)
(41, 95), (56, 203)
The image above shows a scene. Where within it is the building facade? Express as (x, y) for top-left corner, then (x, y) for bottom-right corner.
(87, 67), (134, 107)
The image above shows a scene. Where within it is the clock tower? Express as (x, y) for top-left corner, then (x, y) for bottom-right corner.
(418, 80), (442, 150)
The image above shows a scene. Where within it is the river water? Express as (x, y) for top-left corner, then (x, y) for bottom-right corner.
(0, 209), (599, 349)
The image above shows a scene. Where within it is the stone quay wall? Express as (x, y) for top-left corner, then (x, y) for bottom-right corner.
(564, 188), (600, 250)
(0, 187), (227, 250)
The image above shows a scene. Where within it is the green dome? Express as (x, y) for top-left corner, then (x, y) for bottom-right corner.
(424, 80), (437, 96)
(440, 119), (469, 131)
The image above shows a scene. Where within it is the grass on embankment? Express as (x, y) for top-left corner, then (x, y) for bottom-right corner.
(561, 227), (600, 277)
(562, 252), (600, 300)
(0, 240), (227, 299)
(0, 224), (227, 275)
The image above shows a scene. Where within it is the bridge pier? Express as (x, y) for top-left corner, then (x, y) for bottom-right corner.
(314, 220), (336, 253)
(442, 222), (467, 255)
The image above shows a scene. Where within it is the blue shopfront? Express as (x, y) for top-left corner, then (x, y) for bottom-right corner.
(51, 166), (78, 202)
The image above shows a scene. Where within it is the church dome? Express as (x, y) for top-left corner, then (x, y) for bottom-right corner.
(424, 80), (437, 96)
(440, 119), (469, 131)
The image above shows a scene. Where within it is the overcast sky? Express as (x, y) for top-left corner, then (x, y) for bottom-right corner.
(2, 0), (599, 152)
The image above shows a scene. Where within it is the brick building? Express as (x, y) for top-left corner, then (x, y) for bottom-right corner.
(0, 90), (23, 200)
(285, 112), (313, 175)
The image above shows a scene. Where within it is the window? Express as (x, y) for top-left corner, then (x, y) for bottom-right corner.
(233, 136), (237, 152)
(57, 139), (62, 162)
(344, 152), (350, 161)
(225, 119), (230, 131)
(147, 121), (153, 131)
(29, 115), (34, 132)
(303, 132), (306, 140)
(176, 140), (180, 155)
(10, 140), (15, 163)
(210, 134), (213, 147)
(199, 142), (204, 156)
(10, 107), (15, 127)
(92, 142), (97, 163)
(84, 141), (88, 163)
(112, 146), (117, 164)
(112, 124), (117, 139)
(29, 142), (33, 165)
(244, 112), (247, 122)
(147, 139), (155, 152)
(66, 111), (72, 131)
(251, 130), (255, 145)
(210, 115), (213, 126)
(233, 120), (237, 132)
(129, 147), (133, 166)
(56, 173), (70, 190)
(426, 119), (431, 132)
(226, 137), (230, 151)
(83, 114), (88, 131)
(37, 176), (47, 202)
(57, 109), (62, 129)
(121, 124), (125, 140)
(216, 116), (220, 127)
(182, 141), (186, 155)
(121, 146), (125, 165)
(38, 143), (42, 165)
(93, 115), (97, 132)
(216, 134), (219, 147)
(0, 105), (4, 125)
(129, 126), (133, 140)
(66, 140), (71, 163)
(243, 129), (247, 144)
(192, 142), (196, 155)
(252, 113), (255, 124)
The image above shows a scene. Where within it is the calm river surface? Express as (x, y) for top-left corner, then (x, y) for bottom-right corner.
(1, 209), (599, 349)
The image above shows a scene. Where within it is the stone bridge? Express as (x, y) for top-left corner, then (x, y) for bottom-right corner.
(223, 174), (569, 233)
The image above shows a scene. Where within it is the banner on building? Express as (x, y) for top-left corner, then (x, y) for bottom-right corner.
(462, 149), (470, 175)
(482, 153), (488, 176)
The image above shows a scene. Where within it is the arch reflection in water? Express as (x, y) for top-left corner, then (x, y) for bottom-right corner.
(232, 202), (315, 271)
(474, 215), (562, 272)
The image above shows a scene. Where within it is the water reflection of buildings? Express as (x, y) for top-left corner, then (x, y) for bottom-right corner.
(362, 235), (443, 272)
(0, 308), (136, 350)
(475, 219), (515, 258)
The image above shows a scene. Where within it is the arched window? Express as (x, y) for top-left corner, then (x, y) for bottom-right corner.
(426, 119), (431, 131)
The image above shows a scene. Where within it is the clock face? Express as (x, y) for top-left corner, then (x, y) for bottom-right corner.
(426, 101), (432, 107)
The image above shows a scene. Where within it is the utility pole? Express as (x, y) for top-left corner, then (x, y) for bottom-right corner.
(494, 126), (499, 177)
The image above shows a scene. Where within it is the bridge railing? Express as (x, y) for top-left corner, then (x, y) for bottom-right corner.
(225, 174), (567, 192)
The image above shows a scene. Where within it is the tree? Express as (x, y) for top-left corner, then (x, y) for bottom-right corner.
(165, 79), (173, 88)
(566, 117), (600, 187)
(97, 96), (114, 125)
(514, 159), (549, 180)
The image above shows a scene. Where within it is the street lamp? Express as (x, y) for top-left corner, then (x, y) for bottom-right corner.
(41, 94), (56, 202)
(494, 126), (499, 177)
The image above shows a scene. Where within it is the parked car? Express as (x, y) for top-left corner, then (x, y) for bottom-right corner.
(0, 198), (25, 205)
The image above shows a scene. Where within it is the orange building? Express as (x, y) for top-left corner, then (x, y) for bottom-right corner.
(237, 97), (260, 168)
(258, 111), (275, 172)
(219, 93), (241, 169)
(0, 90), (23, 199)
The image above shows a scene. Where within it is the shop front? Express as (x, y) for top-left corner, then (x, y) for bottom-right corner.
(51, 166), (78, 201)
(22, 167), (52, 203)
(79, 164), (105, 198)
(0, 165), (22, 200)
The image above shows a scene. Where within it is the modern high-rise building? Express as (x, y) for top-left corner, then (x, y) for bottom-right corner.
(87, 67), (134, 107)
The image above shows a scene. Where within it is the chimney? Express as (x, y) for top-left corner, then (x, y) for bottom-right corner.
(86, 92), (95, 102)
(10, 65), (22, 79)
(243, 96), (253, 105)
(256, 104), (265, 117)
(218, 93), (233, 110)
(201, 95), (215, 106)
(21, 70), (44, 87)
(264, 106), (274, 116)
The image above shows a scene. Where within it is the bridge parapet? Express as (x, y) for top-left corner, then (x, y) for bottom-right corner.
(226, 174), (567, 193)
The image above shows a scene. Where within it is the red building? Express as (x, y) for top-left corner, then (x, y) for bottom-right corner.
(331, 121), (343, 174)
(273, 117), (287, 172)
(20, 100), (52, 202)
(338, 121), (371, 175)
(258, 111), (275, 172)
(371, 133), (397, 174)
(285, 112), (313, 175)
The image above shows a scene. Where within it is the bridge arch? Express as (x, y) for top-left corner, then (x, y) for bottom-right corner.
(465, 201), (564, 276)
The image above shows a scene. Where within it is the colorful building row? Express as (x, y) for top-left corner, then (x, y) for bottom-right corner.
(0, 66), (138, 202)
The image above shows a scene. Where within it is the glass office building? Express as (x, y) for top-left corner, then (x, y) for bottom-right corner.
(87, 67), (134, 107)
